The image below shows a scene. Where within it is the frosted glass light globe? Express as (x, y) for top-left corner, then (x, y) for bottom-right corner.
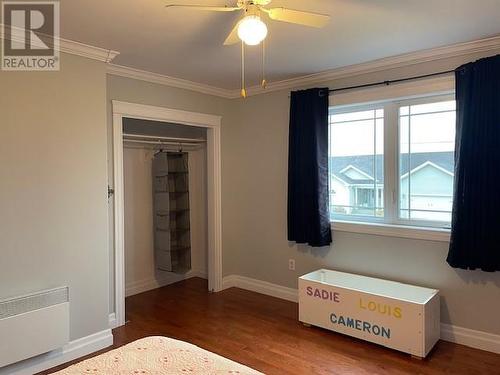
(237, 15), (268, 46)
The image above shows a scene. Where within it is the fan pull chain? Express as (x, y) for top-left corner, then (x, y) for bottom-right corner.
(241, 41), (247, 98)
(261, 38), (267, 89)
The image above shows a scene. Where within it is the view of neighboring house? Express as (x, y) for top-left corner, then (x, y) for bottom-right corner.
(330, 151), (454, 221)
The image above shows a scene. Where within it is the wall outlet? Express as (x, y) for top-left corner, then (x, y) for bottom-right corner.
(288, 259), (296, 271)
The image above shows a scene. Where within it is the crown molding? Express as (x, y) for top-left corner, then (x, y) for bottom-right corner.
(107, 34), (500, 99)
(0, 24), (119, 63)
(107, 64), (235, 99)
(3, 24), (498, 98)
(59, 38), (119, 63)
(238, 34), (500, 98)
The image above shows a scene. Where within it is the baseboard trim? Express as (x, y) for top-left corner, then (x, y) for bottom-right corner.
(223, 275), (298, 303)
(222, 274), (500, 354)
(440, 323), (500, 354)
(0, 329), (113, 375)
(125, 270), (207, 298)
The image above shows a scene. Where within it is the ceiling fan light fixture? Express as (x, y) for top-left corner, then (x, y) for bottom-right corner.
(237, 15), (268, 46)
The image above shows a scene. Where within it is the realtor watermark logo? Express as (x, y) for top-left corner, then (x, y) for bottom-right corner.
(1, 1), (60, 70)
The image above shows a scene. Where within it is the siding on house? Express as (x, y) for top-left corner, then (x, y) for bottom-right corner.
(330, 152), (454, 219)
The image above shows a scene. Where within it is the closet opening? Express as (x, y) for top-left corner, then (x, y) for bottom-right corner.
(112, 101), (222, 328)
(122, 118), (208, 306)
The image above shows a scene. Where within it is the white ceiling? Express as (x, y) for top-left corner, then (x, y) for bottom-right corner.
(61, 0), (500, 90)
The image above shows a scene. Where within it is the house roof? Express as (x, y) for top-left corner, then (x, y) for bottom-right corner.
(330, 152), (454, 184)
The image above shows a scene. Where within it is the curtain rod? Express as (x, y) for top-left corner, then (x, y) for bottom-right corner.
(317, 69), (455, 96)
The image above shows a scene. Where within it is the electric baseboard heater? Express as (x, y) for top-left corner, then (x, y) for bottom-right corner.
(0, 286), (70, 368)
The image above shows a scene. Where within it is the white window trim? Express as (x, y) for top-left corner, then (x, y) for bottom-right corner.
(393, 94), (455, 230)
(328, 76), (455, 241)
(332, 220), (450, 242)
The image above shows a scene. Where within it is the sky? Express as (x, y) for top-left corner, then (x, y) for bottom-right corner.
(329, 101), (456, 156)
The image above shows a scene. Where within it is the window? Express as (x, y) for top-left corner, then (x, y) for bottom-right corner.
(399, 100), (455, 224)
(329, 94), (455, 230)
(329, 108), (384, 219)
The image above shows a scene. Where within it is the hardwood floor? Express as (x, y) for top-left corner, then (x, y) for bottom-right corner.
(41, 278), (500, 374)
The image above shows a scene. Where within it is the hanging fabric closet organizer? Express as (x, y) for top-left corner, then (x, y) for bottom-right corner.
(152, 151), (192, 273)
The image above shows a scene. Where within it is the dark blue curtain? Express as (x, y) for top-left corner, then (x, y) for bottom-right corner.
(288, 88), (332, 247)
(447, 54), (500, 271)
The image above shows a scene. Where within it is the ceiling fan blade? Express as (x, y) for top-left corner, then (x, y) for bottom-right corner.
(165, 4), (240, 12)
(265, 7), (330, 28)
(223, 20), (241, 45)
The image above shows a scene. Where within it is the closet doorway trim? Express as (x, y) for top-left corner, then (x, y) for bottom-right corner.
(112, 101), (223, 328)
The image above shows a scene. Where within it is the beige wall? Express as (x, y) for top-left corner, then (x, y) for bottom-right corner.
(123, 147), (156, 289)
(0, 54), (109, 341)
(222, 50), (500, 334)
(188, 147), (209, 276)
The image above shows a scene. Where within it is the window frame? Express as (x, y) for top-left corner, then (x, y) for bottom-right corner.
(329, 102), (386, 224)
(329, 90), (455, 242)
(393, 94), (455, 229)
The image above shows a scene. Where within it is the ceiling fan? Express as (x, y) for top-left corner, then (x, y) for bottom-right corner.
(166, 1), (331, 97)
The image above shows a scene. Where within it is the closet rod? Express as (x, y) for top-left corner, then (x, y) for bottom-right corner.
(123, 133), (206, 143)
(123, 139), (201, 147)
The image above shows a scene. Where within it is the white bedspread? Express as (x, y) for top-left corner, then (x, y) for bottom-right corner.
(51, 336), (263, 374)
